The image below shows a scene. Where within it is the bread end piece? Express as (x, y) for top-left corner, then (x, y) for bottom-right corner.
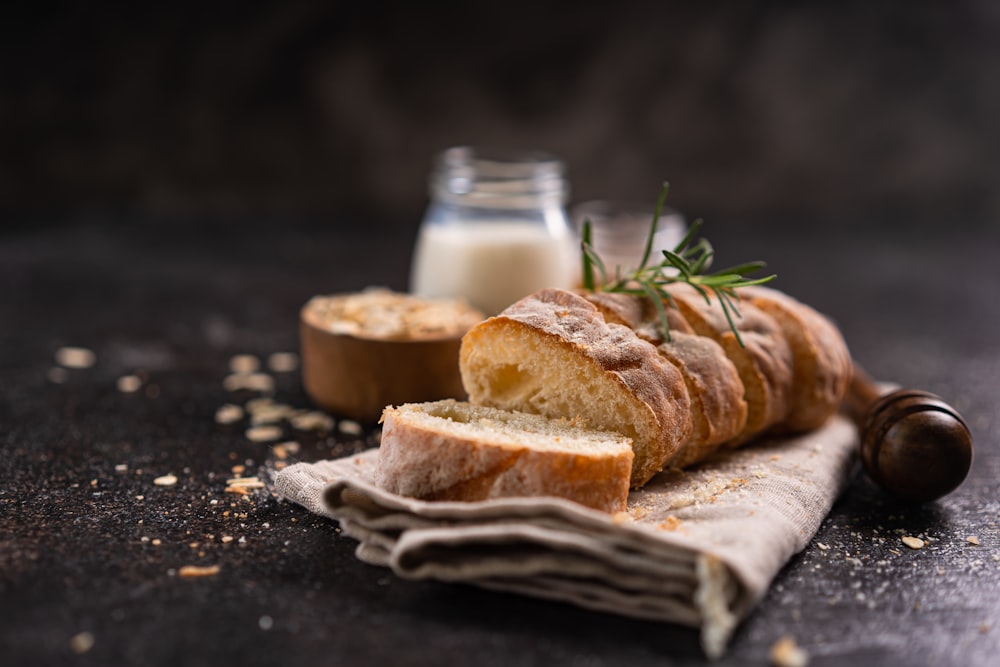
(375, 400), (634, 513)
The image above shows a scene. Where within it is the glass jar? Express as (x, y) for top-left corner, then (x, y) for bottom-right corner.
(409, 146), (578, 316)
(570, 199), (686, 278)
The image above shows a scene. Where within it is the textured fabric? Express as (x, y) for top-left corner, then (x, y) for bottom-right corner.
(275, 415), (858, 658)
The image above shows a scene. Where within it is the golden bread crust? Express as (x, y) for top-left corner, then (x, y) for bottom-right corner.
(740, 286), (852, 432)
(665, 284), (794, 444)
(375, 400), (634, 513)
(460, 288), (692, 487)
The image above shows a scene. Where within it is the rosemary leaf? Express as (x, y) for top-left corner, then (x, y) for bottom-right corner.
(580, 184), (775, 345)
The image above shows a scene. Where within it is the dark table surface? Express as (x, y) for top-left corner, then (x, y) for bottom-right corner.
(2, 215), (998, 666)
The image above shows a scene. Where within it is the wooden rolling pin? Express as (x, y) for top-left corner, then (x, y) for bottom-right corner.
(844, 364), (973, 503)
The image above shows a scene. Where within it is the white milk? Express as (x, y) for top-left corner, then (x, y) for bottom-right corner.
(410, 221), (579, 316)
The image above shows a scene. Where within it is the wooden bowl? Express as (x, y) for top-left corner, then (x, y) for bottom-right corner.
(299, 290), (485, 422)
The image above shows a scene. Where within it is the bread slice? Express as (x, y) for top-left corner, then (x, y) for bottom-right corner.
(460, 288), (692, 487)
(375, 400), (634, 513)
(580, 290), (694, 345)
(665, 284), (794, 445)
(656, 331), (749, 466)
(580, 290), (747, 466)
(740, 285), (852, 432)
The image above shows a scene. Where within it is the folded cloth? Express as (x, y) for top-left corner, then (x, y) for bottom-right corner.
(275, 415), (858, 658)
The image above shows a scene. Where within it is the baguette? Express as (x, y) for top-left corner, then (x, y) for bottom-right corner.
(656, 332), (749, 466)
(580, 290), (694, 345)
(581, 291), (747, 465)
(375, 400), (634, 513)
(739, 285), (851, 432)
(665, 284), (794, 445)
(460, 288), (692, 487)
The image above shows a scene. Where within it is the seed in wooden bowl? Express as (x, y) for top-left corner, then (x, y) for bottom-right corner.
(56, 346), (96, 369)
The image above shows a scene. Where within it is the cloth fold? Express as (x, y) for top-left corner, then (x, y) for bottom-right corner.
(275, 415), (858, 658)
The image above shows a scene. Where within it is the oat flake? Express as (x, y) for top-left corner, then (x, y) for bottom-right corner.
(117, 374), (142, 393)
(215, 404), (245, 425)
(178, 564), (221, 578)
(56, 346), (96, 369)
(267, 352), (299, 373)
(246, 425), (283, 442)
(229, 354), (261, 374)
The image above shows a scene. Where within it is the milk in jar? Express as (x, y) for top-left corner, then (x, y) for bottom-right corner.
(410, 147), (577, 316)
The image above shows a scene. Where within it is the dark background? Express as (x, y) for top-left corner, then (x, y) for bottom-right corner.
(3, 0), (999, 234)
(4, 4), (1000, 666)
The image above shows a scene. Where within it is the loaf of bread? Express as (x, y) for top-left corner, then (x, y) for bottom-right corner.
(581, 290), (747, 466)
(580, 290), (694, 345)
(375, 400), (634, 513)
(664, 283), (795, 445)
(656, 331), (749, 466)
(740, 285), (852, 432)
(376, 283), (850, 509)
(459, 288), (692, 487)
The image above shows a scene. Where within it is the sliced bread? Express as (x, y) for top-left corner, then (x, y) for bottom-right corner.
(460, 288), (692, 487)
(655, 331), (749, 466)
(581, 290), (747, 466)
(375, 400), (635, 513)
(740, 285), (852, 432)
(665, 283), (794, 445)
(580, 290), (694, 345)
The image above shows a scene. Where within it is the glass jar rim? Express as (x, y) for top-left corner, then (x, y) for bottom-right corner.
(429, 145), (568, 207)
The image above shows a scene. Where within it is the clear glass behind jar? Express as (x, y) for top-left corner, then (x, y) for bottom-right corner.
(409, 146), (578, 316)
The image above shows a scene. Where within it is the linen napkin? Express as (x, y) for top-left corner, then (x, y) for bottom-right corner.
(275, 415), (858, 658)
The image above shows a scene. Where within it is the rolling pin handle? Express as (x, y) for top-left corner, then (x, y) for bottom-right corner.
(848, 364), (973, 503)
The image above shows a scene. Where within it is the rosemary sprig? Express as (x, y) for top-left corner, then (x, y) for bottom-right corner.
(580, 182), (776, 346)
